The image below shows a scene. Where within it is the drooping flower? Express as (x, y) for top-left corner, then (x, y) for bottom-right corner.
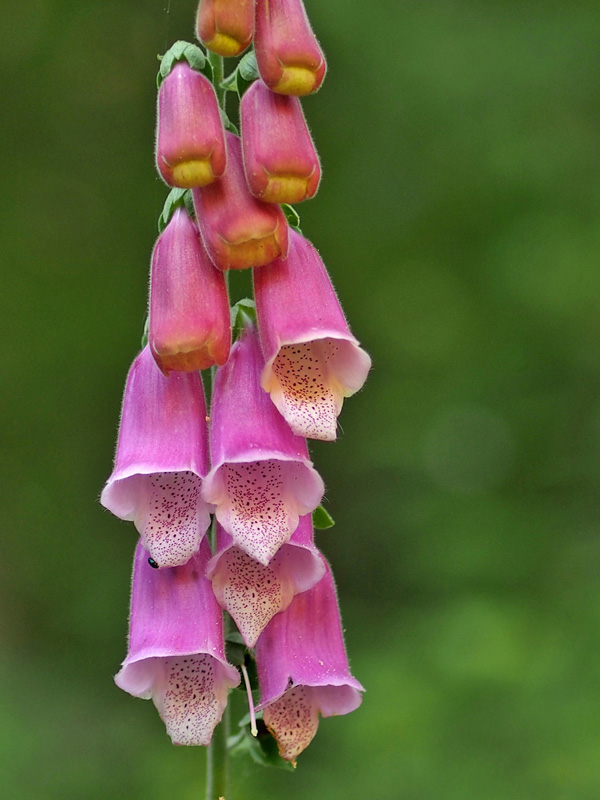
(192, 132), (289, 270)
(254, 229), (371, 441)
(101, 346), (211, 568)
(240, 79), (321, 204)
(256, 556), (364, 763)
(206, 514), (324, 647)
(201, 322), (324, 565)
(156, 60), (226, 188)
(196, 0), (255, 57)
(254, 0), (326, 96)
(149, 206), (231, 375)
(115, 538), (240, 745)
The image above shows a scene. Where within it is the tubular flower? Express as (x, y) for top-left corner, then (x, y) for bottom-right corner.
(254, 0), (326, 96)
(100, 346), (211, 568)
(201, 322), (324, 565)
(240, 79), (321, 204)
(254, 229), (371, 441)
(192, 132), (288, 270)
(196, 0), (254, 57)
(115, 539), (240, 745)
(206, 515), (324, 647)
(256, 557), (364, 763)
(149, 206), (231, 375)
(156, 61), (226, 188)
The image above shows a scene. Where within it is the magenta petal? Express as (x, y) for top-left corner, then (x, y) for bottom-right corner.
(240, 80), (321, 204)
(100, 346), (211, 567)
(255, 556), (363, 760)
(192, 132), (288, 270)
(254, 229), (371, 440)
(149, 207), (231, 374)
(115, 539), (239, 746)
(156, 61), (226, 188)
(206, 515), (325, 646)
(202, 324), (324, 565)
(254, 0), (326, 96)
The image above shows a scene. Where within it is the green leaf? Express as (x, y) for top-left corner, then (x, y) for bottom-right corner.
(312, 505), (335, 530)
(157, 188), (193, 233)
(220, 70), (238, 94)
(231, 298), (257, 339)
(281, 204), (302, 233)
(226, 641), (246, 667)
(238, 51), (259, 82)
(141, 316), (149, 349)
(156, 41), (211, 88)
(238, 708), (263, 728)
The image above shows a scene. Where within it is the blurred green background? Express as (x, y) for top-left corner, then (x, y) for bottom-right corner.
(3, 0), (600, 797)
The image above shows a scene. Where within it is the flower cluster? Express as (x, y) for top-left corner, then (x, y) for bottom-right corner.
(101, 0), (370, 766)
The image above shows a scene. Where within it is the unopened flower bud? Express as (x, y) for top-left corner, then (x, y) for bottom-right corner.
(156, 61), (226, 188)
(255, 0), (326, 96)
(196, 0), (255, 57)
(192, 132), (288, 270)
(149, 207), (231, 375)
(240, 80), (321, 203)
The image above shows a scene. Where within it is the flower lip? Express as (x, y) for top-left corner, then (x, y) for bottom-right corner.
(206, 515), (325, 646)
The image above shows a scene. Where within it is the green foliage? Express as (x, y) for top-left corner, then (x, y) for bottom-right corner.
(312, 505), (335, 529)
(156, 40), (212, 88)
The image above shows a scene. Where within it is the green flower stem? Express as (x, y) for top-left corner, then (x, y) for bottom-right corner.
(206, 366), (231, 800)
(207, 50), (226, 108)
(206, 698), (230, 800)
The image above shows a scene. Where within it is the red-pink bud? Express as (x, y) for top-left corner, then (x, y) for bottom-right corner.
(254, 0), (326, 96)
(156, 61), (227, 188)
(192, 133), (289, 270)
(149, 207), (231, 374)
(240, 80), (321, 204)
(196, 0), (255, 57)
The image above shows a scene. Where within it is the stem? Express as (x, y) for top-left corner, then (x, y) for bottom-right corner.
(204, 55), (230, 791)
(206, 700), (230, 800)
(207, 51), (226, 108)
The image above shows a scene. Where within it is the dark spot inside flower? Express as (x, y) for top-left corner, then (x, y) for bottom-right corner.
(148, 557), (159, 569)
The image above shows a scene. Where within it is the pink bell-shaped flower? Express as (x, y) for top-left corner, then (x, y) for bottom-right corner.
(149, 206), (231, 375)
(101, 346), (211, 568)
(254, 229), (371, 441)
(201, 322), (324, 565)
(256, 556), (364, 763)
(196, 0), (255, 57)
(254, 0), (326, 96)
(192, 132), (288, 270)
(115, 539), (240, 746)
(156, 61), (226, 188)
(240, 79), (321, 204)
(206, 515), (325, 647)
